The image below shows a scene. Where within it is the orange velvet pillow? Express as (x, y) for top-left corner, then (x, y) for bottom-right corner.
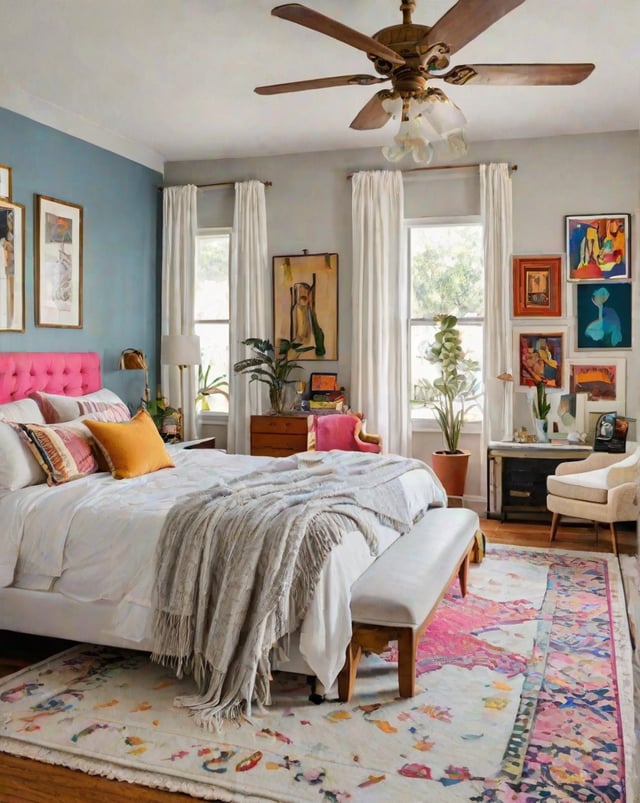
(84, 408), (174, 479)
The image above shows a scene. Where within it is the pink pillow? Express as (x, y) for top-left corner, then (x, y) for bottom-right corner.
(11, 420), (99, 485)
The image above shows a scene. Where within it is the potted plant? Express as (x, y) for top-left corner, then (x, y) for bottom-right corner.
(531, 380), (551, 442)
(196, 364), (229, 412)
(233, 338), (313, 414)
(414, 313), (481, 496)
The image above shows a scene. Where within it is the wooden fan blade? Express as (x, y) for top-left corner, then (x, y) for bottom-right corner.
(441, 62), (595, 86)
(423, 0), (526, 55)
(272, 3), (405, 66)
(255, 74), (387, 95)
(350, 92), (392, 130)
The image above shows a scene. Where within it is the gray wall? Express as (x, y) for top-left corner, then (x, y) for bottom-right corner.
(0, 107), (162, 407)
(166, 130), (639, 506)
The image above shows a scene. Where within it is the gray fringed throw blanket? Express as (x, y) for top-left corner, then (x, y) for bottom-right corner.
(151, 451), (437, 729)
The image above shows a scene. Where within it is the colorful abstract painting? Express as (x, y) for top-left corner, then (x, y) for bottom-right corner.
(576, 282), (631, 349)
(515, 328), (565, 388)
(566, 213), (630, 281)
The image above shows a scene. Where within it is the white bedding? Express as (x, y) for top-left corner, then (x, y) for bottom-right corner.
(0, 447), (446, 688)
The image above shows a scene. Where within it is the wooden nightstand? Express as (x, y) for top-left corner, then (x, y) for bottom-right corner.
(250, 415), (314, 457)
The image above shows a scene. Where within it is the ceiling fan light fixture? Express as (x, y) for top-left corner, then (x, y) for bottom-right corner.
(382, 116), (434, 165)
(380, 95), (402, 118)
(423, 92), (467, 136)
(444, 128), (468, 156)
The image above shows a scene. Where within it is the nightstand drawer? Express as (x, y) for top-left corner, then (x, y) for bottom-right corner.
(250, 415), (312, 434)
(250, 414), (314, 457)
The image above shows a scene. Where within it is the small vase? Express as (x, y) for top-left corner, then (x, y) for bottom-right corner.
(534, 418), (549, 443)
(269, 386), (285, 414)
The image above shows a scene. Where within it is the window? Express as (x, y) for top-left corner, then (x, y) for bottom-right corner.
(409, 218), (484, 422)
(194, 229), (230, 414)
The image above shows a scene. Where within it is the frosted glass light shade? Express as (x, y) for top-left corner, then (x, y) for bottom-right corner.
(161, 334), (201, 367)
(382, 118), (434, 164)
(424, 96), (467, 136)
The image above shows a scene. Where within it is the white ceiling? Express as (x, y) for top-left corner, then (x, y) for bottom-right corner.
(0, 0), (638, 173)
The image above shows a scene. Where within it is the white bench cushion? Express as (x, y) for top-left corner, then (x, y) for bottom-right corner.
(350, 507), (478, 629)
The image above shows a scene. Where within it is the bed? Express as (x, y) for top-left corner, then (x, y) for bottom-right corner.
(0, 351), (448, 709)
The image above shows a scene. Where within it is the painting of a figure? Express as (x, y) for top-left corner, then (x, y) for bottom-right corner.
(576, 283), (631, 349)
(273, 253), (337, 360)
(515, 330), (564, 388)
(36, 195), (83, 328)
(0, 199), (24, 332)
(512, 255), (562, 317)
(566, 214), (630, 281)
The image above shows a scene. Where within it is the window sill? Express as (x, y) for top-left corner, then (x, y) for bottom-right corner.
(411, 417), (482, 436)
(197, 411), (228, 427)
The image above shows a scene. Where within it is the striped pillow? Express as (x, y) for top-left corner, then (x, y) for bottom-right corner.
(30, 389), (130, 424)
(11, 421), (99, 486)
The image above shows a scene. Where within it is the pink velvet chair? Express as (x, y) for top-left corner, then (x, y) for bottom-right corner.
(313, 413), (382, 453)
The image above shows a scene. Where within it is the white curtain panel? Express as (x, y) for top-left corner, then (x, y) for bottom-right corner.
(481, 163), (513, 451)
(228, 180), (269, 455)
(351, 170), (410, 456)
(161, 185), (198, 441)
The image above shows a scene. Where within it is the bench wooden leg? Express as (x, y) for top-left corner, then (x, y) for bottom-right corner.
(458, 552), (470, 597)
(397, 628), (417, 698)
(549, 512), (560, 543)
(609, 522), (618, 556)
(337, 640), (362, 703)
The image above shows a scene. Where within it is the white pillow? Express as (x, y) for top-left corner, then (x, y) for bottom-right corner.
(30, 388), (131, 424)
(0, 421), (47, 490)
(0, 398), (47, 425)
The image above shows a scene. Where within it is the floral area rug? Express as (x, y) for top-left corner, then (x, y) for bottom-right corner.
(0, 546), (634, 802)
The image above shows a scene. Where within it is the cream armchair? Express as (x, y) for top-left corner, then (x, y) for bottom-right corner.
(546, 447), (640, 555)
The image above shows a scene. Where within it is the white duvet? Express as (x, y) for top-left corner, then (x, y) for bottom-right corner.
(0, 447), (446, 688)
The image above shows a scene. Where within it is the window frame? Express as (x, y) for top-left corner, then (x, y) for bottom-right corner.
(194, 226), (232, 424)
(406, 215), (484, 433)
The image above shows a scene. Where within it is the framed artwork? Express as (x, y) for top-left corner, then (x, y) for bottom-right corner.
(0, 198), (25, 332)
(273, 252), (338, 360)
(35, 194), (83, 328)
(513, 326), (567, 389)
(566, 213), (630, 281)
(546, 391), (587, 436)
(0, 164), (12, 201)
(575, 282), (631, 349)
(512, 254), (562, 317)
(568, 358), (626, 414)
(309, 372), (338, 393)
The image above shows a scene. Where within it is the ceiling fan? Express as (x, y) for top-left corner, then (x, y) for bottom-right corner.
(255, 1), (595, 162)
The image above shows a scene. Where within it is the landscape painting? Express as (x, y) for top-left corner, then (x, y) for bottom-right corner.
(568, 358), (626, 414)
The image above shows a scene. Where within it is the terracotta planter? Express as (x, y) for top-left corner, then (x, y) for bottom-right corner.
(431, 450), (470, 498)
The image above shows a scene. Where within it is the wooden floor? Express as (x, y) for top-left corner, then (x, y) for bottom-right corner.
(0, 517), (635, 802)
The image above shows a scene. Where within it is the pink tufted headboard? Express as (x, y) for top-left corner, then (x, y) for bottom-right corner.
(0, 352), (102, 403)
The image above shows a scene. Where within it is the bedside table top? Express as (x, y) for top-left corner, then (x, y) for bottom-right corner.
(181, 437), (217, 450)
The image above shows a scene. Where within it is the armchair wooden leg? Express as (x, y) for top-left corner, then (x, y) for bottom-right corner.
(609, 523), (618, 556)
(549, 512), (561, 543)
(398, 628), (417, 698)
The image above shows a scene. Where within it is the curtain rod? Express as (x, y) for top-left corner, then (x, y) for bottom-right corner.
(346, 163), (518, 179)
(158, 180), (272, 191)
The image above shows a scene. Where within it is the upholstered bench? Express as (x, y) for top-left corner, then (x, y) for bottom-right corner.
(337, 507), (479, 702)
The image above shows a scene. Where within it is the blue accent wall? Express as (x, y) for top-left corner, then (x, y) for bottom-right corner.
(0, 107), (162, 407)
